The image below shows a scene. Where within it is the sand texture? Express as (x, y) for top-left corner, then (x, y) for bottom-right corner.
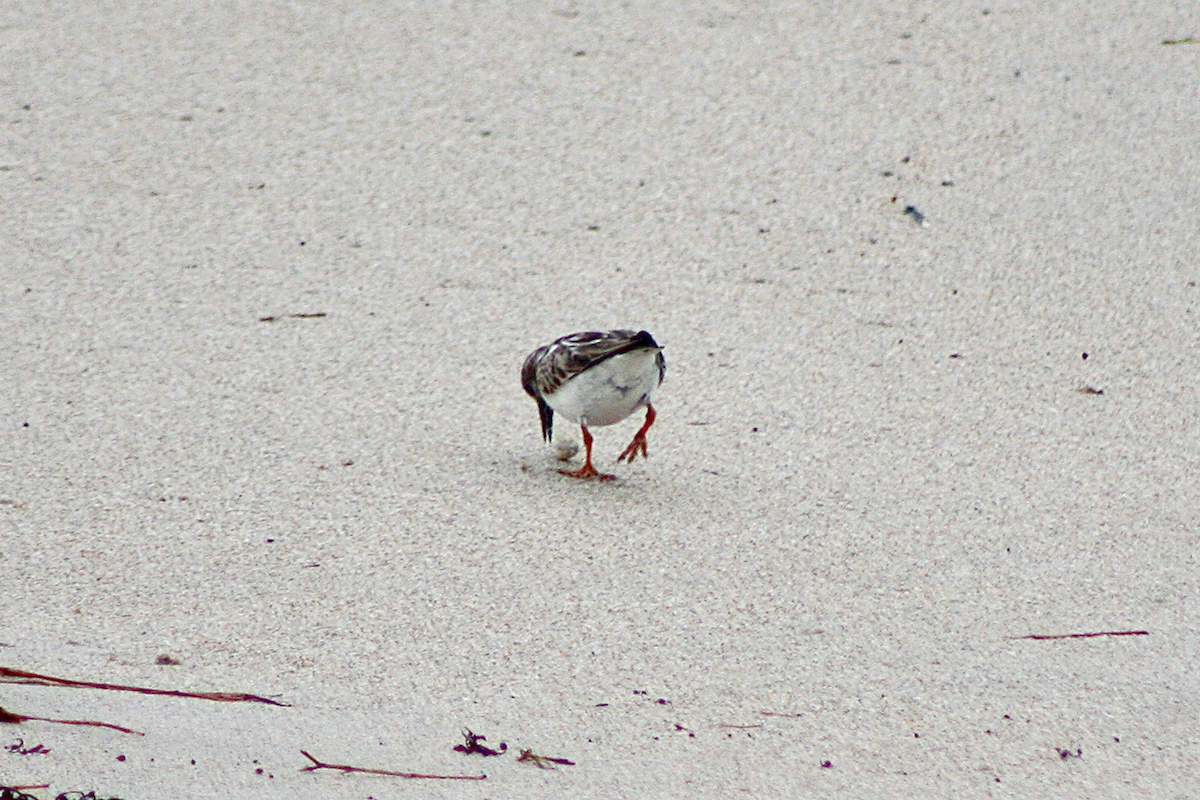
(3, 1), (1199, 797)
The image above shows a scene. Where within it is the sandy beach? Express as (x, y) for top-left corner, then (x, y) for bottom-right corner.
(3, 1), (1199, 797)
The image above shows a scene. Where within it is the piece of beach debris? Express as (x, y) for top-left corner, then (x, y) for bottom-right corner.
(516, 749), (575, 769)
(299, 750), (485, 780)
(5, 738), (50, 755)
(0, 667), (287, 706)
(258, 312), (327, 322)
(1056, 747), (1082, 759)
(453, 728), (506, 756)
(0, 705), (142, 736)
(903, 205), (928, 227)
(1076, 386), (1104, 395)
(1011, 630), (1148, 640)
(0, 787), (46, 800)
(672, 723), (696, 738)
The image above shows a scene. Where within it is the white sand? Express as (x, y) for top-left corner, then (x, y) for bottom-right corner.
(3, 1), (1199, 797)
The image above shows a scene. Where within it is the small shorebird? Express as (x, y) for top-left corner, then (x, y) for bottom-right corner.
(521, 330), (666, 480)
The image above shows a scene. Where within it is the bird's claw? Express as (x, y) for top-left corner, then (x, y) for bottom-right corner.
(560, 464), (617, 481)
(617, 434), (649, 464)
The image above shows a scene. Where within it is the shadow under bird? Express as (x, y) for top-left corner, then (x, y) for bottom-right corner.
(521, 330), (666, 480)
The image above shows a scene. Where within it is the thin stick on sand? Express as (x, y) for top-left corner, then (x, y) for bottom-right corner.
(299, 750), (486, 780)
(516, 749), (576, 769)
(1, 704), (143, 735)
(0, 667), (287, 706)
(1011, 630), (1149, 640)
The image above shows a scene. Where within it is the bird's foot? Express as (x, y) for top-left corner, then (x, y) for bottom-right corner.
(616, 434), (649, 464)
(560, 463), (616, 481)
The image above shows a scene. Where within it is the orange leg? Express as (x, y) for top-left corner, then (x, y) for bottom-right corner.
(617, 403), (656, 464)
(560, 424), (616, 480)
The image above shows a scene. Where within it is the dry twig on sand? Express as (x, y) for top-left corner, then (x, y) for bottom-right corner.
(1011, 630), (1149, 640)
(0, 705), (142, 736)
(299, 750), (485, 780)
(0, 667), (287, 706)
(516, 749), (575, 769)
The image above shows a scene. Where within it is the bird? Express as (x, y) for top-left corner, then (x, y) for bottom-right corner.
(521, 330), (666, 480)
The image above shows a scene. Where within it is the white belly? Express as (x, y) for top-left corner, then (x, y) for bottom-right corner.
(545, 348), (661, 428)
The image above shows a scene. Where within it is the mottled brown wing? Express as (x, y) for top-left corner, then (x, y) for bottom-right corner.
(535, 330), (644, 396)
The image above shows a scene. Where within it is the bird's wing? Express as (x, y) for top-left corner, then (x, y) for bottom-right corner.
(535, 329), (646, 397)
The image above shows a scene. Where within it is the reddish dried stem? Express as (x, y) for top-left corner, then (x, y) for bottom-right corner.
(0, 667), (287, 706)
(1, 704), (143, 735)
(1012, 630), (1149, 640)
